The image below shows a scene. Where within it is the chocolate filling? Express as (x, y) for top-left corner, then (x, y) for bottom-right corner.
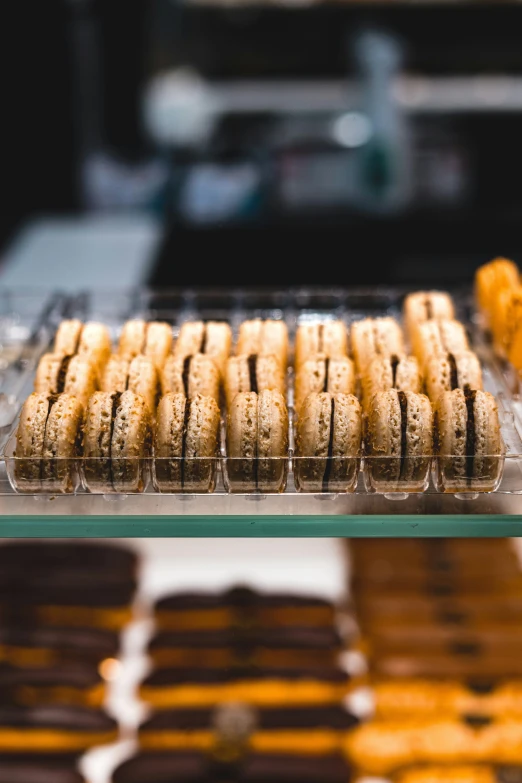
(56, 355), (73, 394)
(398, 390), (408, 481)
(322, 398), (335, 492)
(425, 296), (433, 320)
(182, 356), (192, 397)
(448, 352), (459, 390)
(253, 398), (259, 491)
(390, 354), (399, 388)
(108, 392), (122, 490)
(181, 399), (192, 489)
(72, 327), (82, 355)
(449, 640), (481, 656)
(200, 325), (208, 354)
(466, 678), (497, 695)
(323, 358), (330, 392)
(247, 355), (258, 394)
(465, 388), (477, 484)
(463, 714), (492, 729)
(39, 394), (60, 482)
(317, 324), (324, 353)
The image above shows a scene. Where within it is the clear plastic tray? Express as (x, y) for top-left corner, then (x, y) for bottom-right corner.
(0, 286), (521, 531)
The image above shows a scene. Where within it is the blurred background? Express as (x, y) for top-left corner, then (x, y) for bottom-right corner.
(2, 0), (522, 287)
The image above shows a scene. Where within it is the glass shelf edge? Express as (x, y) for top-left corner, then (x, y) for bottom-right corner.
(0, 515), (521, 538)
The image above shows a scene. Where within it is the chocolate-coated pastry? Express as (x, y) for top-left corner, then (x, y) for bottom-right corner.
(0, 662), (105, 707)
(241, 753), (350, 782)
(154, 587), (336, 631)
(139, 706), (358, 753)
(0, 626), (119, 667)
(140, 666), (351, 708)
(0, 542), (137, 580)
(0, 704), (118, 753)
(148, 627), (342, 669)
(0, 761), (85, 783)
(113, 752), (208, 783)
(112, 752), (350, 783)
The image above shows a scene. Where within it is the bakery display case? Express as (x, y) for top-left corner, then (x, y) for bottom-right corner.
(0, 275), (521, 536)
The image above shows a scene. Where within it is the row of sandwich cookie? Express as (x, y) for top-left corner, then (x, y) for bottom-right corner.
(12, 384), (503, 493)
(39, 299), (467, 411)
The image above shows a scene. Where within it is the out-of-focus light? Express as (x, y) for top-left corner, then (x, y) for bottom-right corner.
(99, 658), (121, 681)
(332, 112), (372, 148)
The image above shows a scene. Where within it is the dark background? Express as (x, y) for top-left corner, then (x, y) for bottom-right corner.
(2, 0), (522, 287)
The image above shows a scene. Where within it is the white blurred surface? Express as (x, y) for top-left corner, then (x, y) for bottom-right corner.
(0, 216), (162, 292)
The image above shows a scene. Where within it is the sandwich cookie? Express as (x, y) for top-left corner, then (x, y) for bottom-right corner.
(294, 321), (348, 369)
(0, 541), (138, 581)
(351, 318), (405, 376)
(53, 321), (111, 370)
(138, 705), (358, 755)
(0, 662), (105, 708)
(153, 393), (220, 493)
(118, 320), (172, 368)
(148, 626), (342, 670)
(0, 704), (118, 755)
(365, 390), (433, 493)
(475, 257), (519, 327)
(236, 319), (289, 369)
(101, 354), (159, 414)
(34, 353), (98, 407)
(411, 319), (469, 367)
(424, 351), (483, 402)
(225, 354), (286, 410)
(362, 354), (421, 408)
(403, 291), (455, 337)
(14, 393), (84, 493)
(294, 356), (355, 414)
(294, 392), (362, 493)
(161, 354), (220, 403)
(434, 388), (503, 492)
(226, 390), (288, 493)
(83, 390), (151, 493)
(175, 321), (232, 378)
(139, 666), (352, 709)
(154, 588), (337, 632)
(112, 751), (351, 783)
